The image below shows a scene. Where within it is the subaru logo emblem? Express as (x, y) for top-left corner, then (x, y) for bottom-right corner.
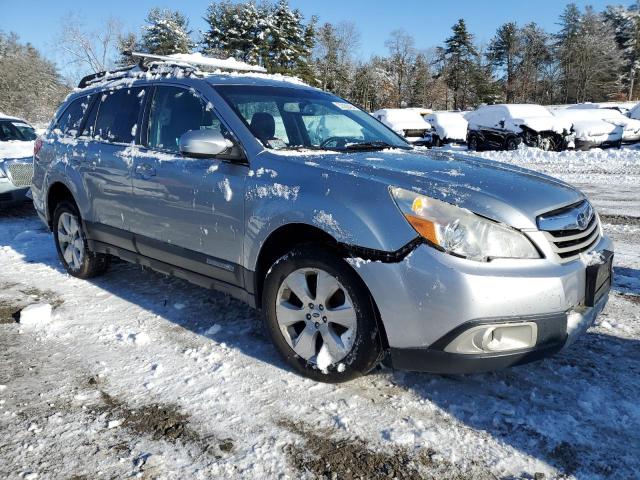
(576, 212), (588, 229)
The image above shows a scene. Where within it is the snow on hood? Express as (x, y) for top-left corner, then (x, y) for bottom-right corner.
(288, 148), (583, 229)
(0, 140), (34, 160)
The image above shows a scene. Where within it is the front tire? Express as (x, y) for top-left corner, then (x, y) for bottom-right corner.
(262, 245), (383, 382)
(53, 200), (108, 278)
(468, 134), (479, 151)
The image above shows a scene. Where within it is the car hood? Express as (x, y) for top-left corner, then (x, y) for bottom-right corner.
(297, 149), (584, 229)
(514, 116), (572, 134)
(0, 140), (34, 161)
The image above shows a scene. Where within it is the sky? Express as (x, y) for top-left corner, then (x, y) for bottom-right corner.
(0, 0), (626, 68)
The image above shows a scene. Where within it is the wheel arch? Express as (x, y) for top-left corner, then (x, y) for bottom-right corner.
(46, 182), (78, 228)
(253, 222), (391, 350)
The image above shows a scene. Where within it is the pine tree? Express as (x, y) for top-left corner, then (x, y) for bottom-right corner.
(487, 22), (520, 102)
(141, 8), (194, 56)
(443, 19), (478, 110)
(555, 3), (583, 102)
(115, 32), (139, 67)
(269, 0), (305, 71)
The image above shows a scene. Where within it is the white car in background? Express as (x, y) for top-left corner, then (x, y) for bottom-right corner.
(628, 102), (640, 121)
(423, 111), (468, 146)
(566, 101), (638, 115)
(586, 108), (640, 143)
(372, 108), (431, 145)
(0, 113), (36, 206)
(551, 108), (623, 150)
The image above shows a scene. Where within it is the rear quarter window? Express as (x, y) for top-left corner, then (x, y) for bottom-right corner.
(55, 96), (93, 136)
(94, 87), (145, 144)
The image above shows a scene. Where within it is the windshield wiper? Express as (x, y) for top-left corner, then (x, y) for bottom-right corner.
(343, 141), (410, 151)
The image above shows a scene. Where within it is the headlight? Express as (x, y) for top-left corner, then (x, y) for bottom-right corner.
(390, 187), (540, 261)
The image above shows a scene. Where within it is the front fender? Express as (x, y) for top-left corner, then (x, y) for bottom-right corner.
(242, 153), (418, 270)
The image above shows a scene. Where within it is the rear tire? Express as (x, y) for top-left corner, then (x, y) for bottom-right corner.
(53, 200), (108, 279)
(262, 245), (383, 383)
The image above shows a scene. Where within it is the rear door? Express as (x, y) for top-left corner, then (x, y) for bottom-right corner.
(129, 84), (248, 282)
(82, 86), (147, 232)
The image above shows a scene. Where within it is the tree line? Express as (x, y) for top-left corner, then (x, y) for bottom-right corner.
(1, 1), (639, 122)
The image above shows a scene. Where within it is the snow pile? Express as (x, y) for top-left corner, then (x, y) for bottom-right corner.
(19, 303), (52, 327)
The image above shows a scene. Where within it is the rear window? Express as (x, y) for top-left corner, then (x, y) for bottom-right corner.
(55, 96), (92, 136)
(94, 87), (145, 144)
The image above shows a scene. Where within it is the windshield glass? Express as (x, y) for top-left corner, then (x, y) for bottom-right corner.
(214, 85), (410, 151)
(0, 120), (36, 141)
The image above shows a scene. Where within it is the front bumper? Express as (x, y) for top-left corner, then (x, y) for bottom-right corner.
(352, 234), (613, 373)
(0, 178), (30, 205)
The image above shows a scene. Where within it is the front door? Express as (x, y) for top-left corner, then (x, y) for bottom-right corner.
(129, 85), (247, 284)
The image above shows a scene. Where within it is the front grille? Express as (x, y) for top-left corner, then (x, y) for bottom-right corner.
(0, 192), (13, 202)
(7, 163), (33, 187)
(404, 129), (427, 137)
(540, 208), (601, 262)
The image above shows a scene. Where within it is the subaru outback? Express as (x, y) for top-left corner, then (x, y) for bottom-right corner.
(32, 59), (613, 382)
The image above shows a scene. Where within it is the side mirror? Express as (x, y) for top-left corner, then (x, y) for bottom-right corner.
(179, 129), (234, 158)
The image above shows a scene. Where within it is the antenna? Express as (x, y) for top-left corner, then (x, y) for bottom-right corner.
(130, 52), (267, 73)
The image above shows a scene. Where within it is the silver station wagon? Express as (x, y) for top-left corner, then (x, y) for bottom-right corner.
(32, 55), (613, 382)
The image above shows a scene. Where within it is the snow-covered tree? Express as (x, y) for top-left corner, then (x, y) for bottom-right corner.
(141, 8), (194, 56)
(0, 31), (70, 122)
(604, 3), (640, 100)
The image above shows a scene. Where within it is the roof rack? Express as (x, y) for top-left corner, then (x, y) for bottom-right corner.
(77, 51), (267, 89)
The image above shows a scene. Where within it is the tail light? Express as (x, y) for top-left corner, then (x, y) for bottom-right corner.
(34, 137), (43, 157)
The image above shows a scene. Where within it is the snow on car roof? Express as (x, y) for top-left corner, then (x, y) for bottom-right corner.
(500, 104), (553, 118)
(374, 109), (428, 122)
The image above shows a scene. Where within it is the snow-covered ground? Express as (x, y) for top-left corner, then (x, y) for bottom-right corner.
(1, 146), (639, 479)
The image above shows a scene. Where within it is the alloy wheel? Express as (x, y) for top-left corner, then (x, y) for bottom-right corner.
(275, 268), (357, 365)
(57, 212), (84, 271)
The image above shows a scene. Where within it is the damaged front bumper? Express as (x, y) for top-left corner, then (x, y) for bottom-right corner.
(352, 234), (613, 374)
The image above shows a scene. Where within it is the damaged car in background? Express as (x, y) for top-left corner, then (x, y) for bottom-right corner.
(466, 104), (575, 152)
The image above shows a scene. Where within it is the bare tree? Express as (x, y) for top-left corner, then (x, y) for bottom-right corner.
(55, 14), (122, 80)
(385, 30), (416, 107)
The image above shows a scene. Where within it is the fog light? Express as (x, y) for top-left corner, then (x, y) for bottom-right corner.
(444, 322), (538, 354)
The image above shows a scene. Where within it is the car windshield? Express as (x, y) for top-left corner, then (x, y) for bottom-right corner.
(215, 85), (411, 151)
(0, 120), (36, 141)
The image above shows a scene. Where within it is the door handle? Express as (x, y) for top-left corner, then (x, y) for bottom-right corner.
(135, 163), (156, 178)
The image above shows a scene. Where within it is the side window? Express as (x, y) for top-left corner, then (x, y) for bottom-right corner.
(147, 86), (224, 153)
(234, 100), (289, 147)
(55, 96), (92, 136)
(94, 87), (145, 144)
